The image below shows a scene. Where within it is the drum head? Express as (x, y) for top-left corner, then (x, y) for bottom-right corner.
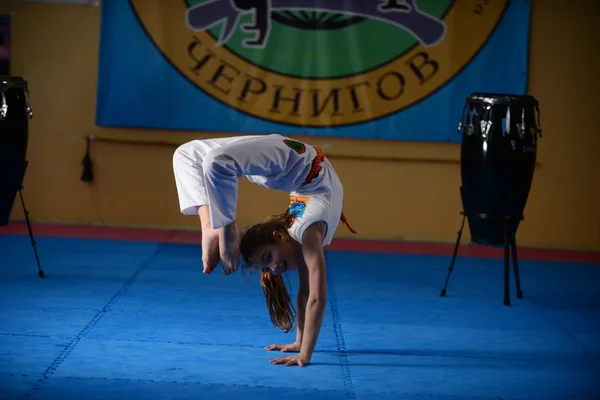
(0, 76), (28, 90)
(467, 93), (538, 107)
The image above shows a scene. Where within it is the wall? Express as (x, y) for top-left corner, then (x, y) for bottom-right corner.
(1, 0), (599, 251)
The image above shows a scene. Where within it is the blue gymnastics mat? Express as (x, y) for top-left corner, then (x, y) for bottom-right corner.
(1, 235), (599, 400)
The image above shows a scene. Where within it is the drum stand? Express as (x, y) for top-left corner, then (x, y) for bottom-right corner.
(440, 212), (523, 306)
(12, 161), (45, 278)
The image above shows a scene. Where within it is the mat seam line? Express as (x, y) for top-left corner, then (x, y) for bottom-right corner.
(529, 299), (599, 361)
(23, 376), (345, 391)
(22, 242), (166, 399)
(478, 259), (599, 361)
(326, 253), (356, 400)
(476, 260), (600, 360)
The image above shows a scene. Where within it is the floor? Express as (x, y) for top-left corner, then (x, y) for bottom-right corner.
(1, 223), (599, 400)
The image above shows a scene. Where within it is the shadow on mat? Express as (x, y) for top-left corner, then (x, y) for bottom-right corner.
(313, 348), (597, 363)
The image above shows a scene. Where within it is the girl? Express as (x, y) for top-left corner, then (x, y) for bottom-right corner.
(172, 134), (356, 367)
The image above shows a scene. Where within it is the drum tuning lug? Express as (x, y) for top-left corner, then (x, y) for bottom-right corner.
(0, 92), (6, 121)
(466, 124), (474, 136)
(457, 122), (463, 132)
(517, 123), (525, 139)
(480, 120), (492, 137)
(24, 88), (33, 119)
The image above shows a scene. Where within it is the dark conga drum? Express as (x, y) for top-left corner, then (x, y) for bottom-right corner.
(459, 93), (542, 246)
(0, 76), (32, 226)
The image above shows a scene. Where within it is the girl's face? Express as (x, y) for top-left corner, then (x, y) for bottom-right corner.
(250, 236), (300, 275)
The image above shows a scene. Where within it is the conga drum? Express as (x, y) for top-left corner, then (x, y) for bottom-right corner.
(459, 93), (542, 246)
(0, 76), (32, 225)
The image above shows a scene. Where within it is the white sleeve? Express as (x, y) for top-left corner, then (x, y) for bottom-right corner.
(202, 137), (295, 229)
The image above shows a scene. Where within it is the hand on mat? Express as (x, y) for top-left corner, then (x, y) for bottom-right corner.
(219, 222), (241, 275)
(264, 342), (301, 352)
(201, 226), (220, 275)
(270, 354), (310, 367)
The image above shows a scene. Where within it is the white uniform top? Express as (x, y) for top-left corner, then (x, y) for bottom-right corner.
(172, 134), (344, 246)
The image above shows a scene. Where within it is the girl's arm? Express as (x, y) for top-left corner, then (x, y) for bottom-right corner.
(297, 223), (328, 363)
(294, 263), (310, 346)
(270, 222), (326, 367)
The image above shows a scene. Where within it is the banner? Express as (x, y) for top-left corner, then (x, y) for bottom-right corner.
(96, 0), (531, 143)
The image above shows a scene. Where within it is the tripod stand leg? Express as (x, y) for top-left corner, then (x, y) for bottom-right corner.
(19, 189), (45, 278)
(511, 237), (523, 299)
(440, 213), (466, 297)
(503, 218), (511, 306)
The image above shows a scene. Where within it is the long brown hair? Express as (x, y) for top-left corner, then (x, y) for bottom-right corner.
(239, 209), (298, 332)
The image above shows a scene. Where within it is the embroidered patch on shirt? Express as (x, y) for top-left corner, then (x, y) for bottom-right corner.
(289, 195), (310, 217)
(289, 201), (306, 217)
(283, 139), (306, 154)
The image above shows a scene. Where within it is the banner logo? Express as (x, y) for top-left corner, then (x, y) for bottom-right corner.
(130, 0), (508, 127)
